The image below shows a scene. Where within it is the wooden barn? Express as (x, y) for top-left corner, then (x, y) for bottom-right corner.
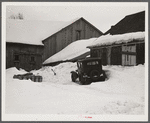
(6, 43), (44, 71)
(42, 17), (103, 62)
(87, 32), (145, 66)
(87, 11), (145, 66)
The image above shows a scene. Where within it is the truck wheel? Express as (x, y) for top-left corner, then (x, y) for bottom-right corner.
(79, 74), (85, 85)
(84, 78), (92, 85)
(90, 70), (100, 81)
(99, 70), (106, 81)
(71, 71), (78, 82)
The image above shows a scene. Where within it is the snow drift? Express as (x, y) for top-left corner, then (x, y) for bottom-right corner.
(5, 63), (145, 115)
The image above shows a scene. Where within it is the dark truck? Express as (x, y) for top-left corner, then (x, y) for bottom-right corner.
(71, 57), (106, 85)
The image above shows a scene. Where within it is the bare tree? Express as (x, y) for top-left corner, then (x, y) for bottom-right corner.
(8, 13), (24, 20)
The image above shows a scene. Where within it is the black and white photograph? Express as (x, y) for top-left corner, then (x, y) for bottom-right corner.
(2, 2), (148, 121)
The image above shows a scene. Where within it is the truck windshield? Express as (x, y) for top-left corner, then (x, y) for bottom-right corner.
(77, 62), (83, 68)
(87, 61), (99, 66)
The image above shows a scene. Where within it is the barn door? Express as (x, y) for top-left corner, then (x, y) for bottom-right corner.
(111, 46), (121, 65)
(122, 44), (136, 66)
(107, 47), (111, 65)
(102, 48), (107, 65)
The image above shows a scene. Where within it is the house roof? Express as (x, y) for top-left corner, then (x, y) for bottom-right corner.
(87, 31), (145, 48)
(42, 17), (103, 43)
(6, 19), (67, 45)
(104, 11), (145, 35)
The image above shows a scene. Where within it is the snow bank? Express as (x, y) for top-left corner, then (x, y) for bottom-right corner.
(6, 67), (27, 78)
(43, 38), (97, 64)
(5, 63), (145, 115)
(88, 31), (145, 48)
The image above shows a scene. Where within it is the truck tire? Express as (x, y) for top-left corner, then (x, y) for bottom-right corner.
(90, 70), (100, 81)
(71, 71), (78, 82)
(99, 70), (106, 81)
(79, 74), (86, 85)
(84, 78), (92, 85)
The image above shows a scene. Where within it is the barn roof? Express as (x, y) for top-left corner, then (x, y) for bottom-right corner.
(6, 19), (67, 45)
(104, 11), (145, 35)
(87, 31), (145, 48)
(43, 38), (97, 65)
(42, 17), (103, 43)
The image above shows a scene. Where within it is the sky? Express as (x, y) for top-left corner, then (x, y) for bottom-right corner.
(5, 2), (146, 33)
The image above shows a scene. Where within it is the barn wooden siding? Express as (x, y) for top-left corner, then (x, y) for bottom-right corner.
(6, 43), (44, 71)
(90, 41), (144, 66)
(42, 18), (103, 62)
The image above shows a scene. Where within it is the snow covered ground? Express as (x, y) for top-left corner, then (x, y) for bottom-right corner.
(4, 62), (147, 121)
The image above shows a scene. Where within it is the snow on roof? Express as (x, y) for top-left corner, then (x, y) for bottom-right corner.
(6, 19), (67, 45)
(6, 18), (82, 45)
(43, 38), (97, 65)
(87, 31), (145, 48)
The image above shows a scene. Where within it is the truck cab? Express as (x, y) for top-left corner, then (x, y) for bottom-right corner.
(71, 57), (106, 85)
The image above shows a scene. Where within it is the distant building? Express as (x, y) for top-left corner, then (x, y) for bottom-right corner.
(88, 11), (145, 66)
(42, 17), (103, 62)
(104, 11), (145, 35)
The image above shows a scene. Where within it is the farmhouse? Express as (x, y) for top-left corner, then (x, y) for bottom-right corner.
(87, 11), (145, 66)
(42, 17), (103, 62)
(6, 19), (48, 71)
(6, 43), (44, 71)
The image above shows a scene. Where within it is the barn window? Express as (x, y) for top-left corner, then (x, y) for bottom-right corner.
(76, 30), (81, 40)
(14, 54), (19, 61)
(30, 56), (35, 62)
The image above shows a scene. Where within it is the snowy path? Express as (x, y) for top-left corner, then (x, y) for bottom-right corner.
(5, 63), (145, 114)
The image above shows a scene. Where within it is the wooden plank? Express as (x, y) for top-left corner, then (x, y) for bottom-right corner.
(107, 47), (111, 65)
(122, 44), (136, 66)
(122, 51), (136, 55)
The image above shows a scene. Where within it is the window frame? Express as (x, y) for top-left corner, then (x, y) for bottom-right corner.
(14, 54), (20, 62)
(76, 30), (81, 40)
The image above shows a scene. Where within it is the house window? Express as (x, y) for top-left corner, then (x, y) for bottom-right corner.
(14, 54), (20, 69)
(30, 56), (36, 64)
(14, 54), (19, 61)
(76, 30), (81, 40)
